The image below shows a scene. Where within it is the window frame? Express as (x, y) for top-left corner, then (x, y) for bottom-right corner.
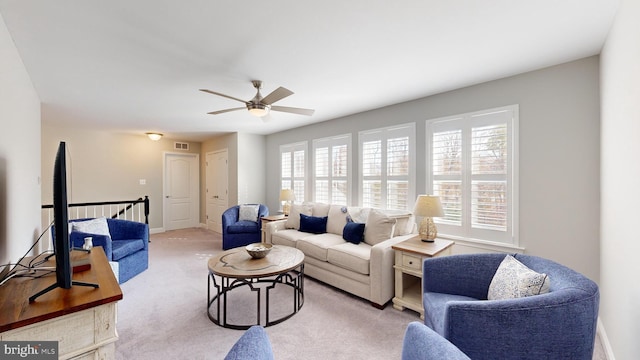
(312, 134), (352, 205)
(359, 123), (416, 211)
(280, 141), (308, 205)
(426, 105), (519, 246)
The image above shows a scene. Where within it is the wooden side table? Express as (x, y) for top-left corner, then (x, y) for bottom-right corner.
(261, 214), (287, 242)
(392, 236), (454, 318)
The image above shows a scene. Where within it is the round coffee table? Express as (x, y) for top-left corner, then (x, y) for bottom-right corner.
(207, 244), (304, 329)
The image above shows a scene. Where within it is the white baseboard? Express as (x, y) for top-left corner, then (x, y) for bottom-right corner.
(597, 317), (616, 360)
(149, 227), (165, 234)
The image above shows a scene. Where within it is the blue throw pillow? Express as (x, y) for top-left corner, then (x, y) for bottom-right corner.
(299, 214), (328, 234)
(343, 222), (365, 244)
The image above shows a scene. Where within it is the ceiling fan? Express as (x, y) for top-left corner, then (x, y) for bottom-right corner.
(200, 80), (315, 118)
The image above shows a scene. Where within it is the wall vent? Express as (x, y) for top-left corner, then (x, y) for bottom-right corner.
(174, 142), (190, 151)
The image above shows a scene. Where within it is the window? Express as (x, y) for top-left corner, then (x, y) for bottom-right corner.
(280, 142), (307, 203)
(313, 134), (351, 205)
(427, 105), (518, 245)
(359, 124), (415, 210)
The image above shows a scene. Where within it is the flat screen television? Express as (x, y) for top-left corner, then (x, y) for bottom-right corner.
(30, 141), (98, 302)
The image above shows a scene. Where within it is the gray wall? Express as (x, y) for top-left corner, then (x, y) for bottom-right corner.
(266, 56), (601, 283)
(600, 0), (640, 358)
(0, 14), (41, 264)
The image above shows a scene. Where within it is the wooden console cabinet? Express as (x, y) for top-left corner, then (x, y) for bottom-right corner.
(0, 247), (123, 359)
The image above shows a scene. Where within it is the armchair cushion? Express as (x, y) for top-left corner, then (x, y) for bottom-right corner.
(488, 254), (550, 300)
(239, 204), (260, 222)
(71, 217), (111, 239)
(227, 221), (261, 234)
(112, 239), (145, 261)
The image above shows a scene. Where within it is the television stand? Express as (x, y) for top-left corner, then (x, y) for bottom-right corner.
(29, 280), (99, 303)
(1, 247), (122, 360)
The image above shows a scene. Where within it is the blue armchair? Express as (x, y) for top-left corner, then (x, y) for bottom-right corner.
(224, 325), (274, 360)
(68, 218), (149, 283)
(421, 253), (599, 360)
(402, 322), (470, 360)
(222, 204), (269, 250)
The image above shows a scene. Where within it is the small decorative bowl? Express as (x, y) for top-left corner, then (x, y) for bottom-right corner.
(245, 243), (273, 259)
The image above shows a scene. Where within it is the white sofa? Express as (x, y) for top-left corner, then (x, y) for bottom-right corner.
(264, 202), (415, 308)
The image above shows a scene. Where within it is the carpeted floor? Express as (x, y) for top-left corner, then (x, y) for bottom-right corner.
(115, 228), (419, 359)
(115, 227), (608, 360)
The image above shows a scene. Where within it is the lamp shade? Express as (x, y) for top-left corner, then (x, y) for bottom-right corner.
(413, 195), (444, 218)
(279, 189), (295, 202)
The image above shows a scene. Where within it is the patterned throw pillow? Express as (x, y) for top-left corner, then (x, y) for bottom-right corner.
(72, 217), (111, 238)
(488, 255), (551, 300)
(238, 204), (260, 222)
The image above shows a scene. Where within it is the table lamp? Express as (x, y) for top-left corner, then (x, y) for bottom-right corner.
(413, 195), (444, 242)
(279, 189), (295, 216)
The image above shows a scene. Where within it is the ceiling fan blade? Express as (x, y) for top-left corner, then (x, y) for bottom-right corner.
(261, 87), (294, 105)
(270, 106), (315, 116)
(199, 89), (247, 104)
(207, 107), (245, 115)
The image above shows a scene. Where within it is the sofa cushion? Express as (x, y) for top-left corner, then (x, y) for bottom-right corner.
(111, 239), (145, 261)
(487, 255), (551, 300)
(327, 205), (349, 235)
(299, 214), (328, 234)
(296, 233), (346, 262)
(238, 204), (260, 222)
(327, 242), (371, 275)
(309, 202), (331, 217)
(227, 220), (260, 234)
(364, 209), (397, 246)
(285, 204), (313, 230)
(347, 207), (370, 223)
(271, 229), (313, 247)
(342, 222), (365, 244)
(72, 217), (111, 239)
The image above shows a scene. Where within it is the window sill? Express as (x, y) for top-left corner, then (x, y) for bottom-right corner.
(437, 234), (525, 254)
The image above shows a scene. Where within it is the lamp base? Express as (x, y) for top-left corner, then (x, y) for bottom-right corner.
(420, 238), (435, 243)
(418, 217), (438, 242)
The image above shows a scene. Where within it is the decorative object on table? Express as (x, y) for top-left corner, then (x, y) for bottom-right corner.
(279, 189), (295, 216)
(245, 243), (273, 259)
(412, 195), (444, 242)
(82, 237), (93, 251)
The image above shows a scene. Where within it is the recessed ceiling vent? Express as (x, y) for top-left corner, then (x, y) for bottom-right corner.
(174, 142), (189, 151)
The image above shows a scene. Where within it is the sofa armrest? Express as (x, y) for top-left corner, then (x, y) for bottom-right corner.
(264, 220), (287, 244)
(369, 233), (416, 306)
(402, 322), (470, 360)
(70, 231), (113, 259)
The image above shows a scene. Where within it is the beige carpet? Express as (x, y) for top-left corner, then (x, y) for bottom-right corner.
(115, 227), (607, 360)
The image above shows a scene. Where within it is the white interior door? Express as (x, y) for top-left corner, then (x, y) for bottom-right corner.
(164, 153), (199, 231)
(206, 149), (228, 233)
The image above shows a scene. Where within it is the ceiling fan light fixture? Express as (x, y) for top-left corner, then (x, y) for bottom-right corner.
(247, 103), (270, 117)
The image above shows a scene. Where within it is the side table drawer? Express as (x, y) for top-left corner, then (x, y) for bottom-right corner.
(402, 254), (422, 271)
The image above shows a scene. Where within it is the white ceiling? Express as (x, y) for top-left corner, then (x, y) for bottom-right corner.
(0, 0), (619, 141)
